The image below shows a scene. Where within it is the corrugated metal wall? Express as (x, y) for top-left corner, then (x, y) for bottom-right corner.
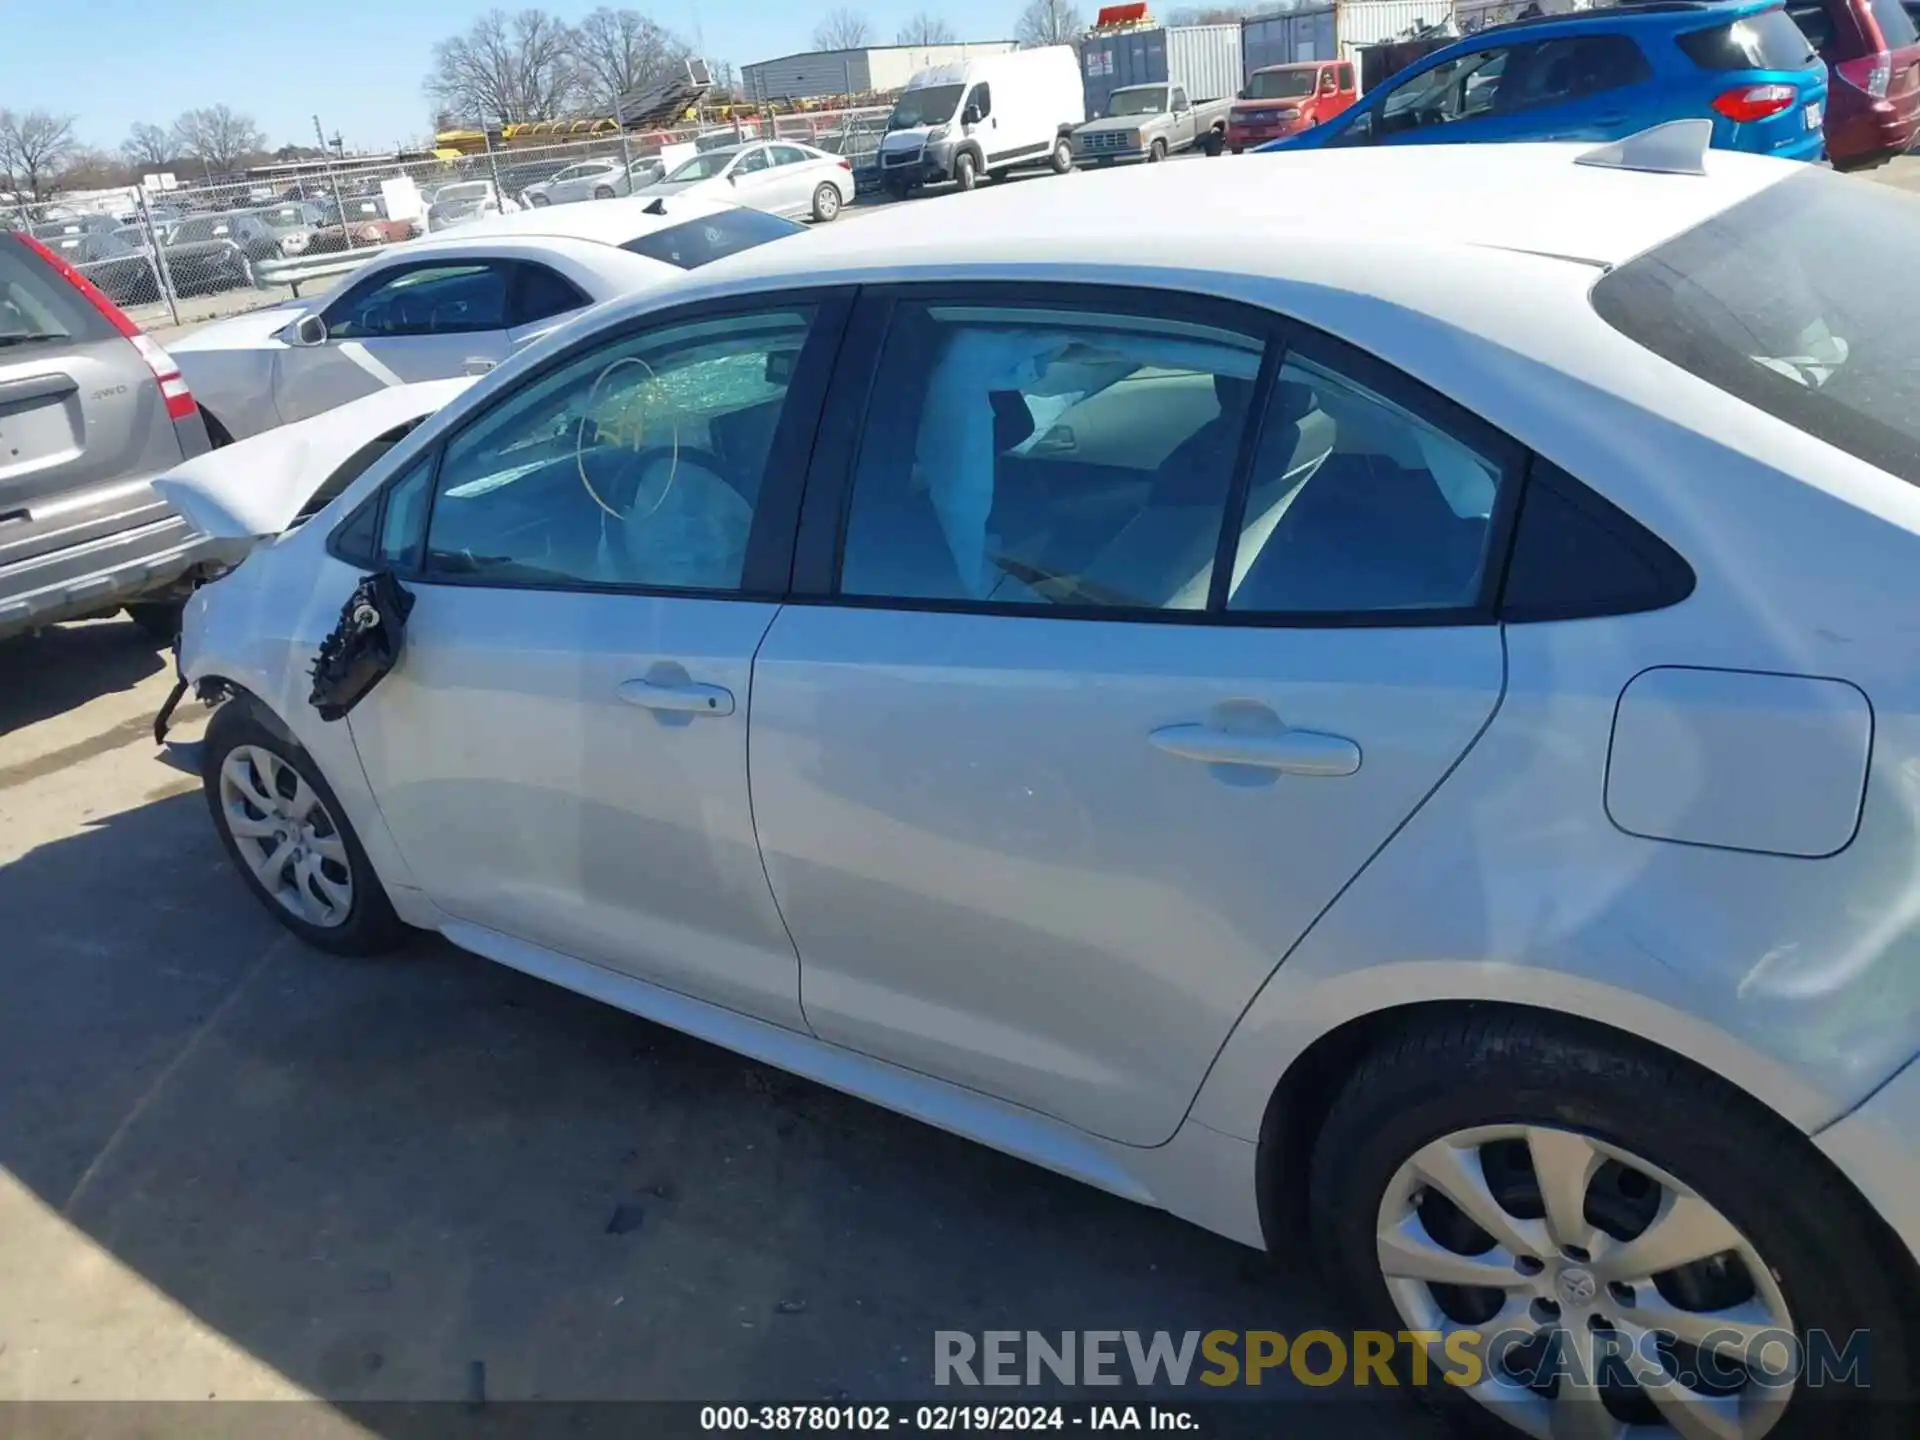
(1081, 24), (1245, 115)
(1335, 0), (1456, 53)
(743, 42), (1016, 101)
(1242, 8), (1339, 78)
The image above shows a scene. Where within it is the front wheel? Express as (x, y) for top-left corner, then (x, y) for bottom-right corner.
(953, 150), (979, 191)
(1307, 1014), (1916, 1438)
(1049, 135), (1074, 174)
(203, 700), (407, 956)
(811, 182), (842, 222)
(1148, 138), (1168, 163)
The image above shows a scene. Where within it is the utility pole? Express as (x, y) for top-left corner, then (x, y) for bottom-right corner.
(314, 114), (354, 249)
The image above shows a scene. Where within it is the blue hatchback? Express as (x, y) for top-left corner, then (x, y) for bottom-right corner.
(1259, 0), (1830, 160)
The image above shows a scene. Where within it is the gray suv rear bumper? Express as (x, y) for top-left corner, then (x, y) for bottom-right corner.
(0, 513), (209, 640)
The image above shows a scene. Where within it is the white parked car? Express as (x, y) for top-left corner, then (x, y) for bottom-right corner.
(637, 141), (854, 223)
(168, 196), (807, 443)
(424, 179), (519, 233)
(162, 128), (1920, 1440)
(520, 156), (665, 207)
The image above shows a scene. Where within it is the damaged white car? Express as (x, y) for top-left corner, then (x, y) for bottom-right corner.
(159, 138), (1920, 1440)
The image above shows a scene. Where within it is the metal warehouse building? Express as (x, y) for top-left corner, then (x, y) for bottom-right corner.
(742, 41), (1017, 101)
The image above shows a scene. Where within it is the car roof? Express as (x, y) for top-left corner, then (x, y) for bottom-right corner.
(406, 192), (742, 251)
(709, 140), (1789, 282)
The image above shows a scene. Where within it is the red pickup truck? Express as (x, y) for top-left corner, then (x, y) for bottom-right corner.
(1225, 60), (1360, 153)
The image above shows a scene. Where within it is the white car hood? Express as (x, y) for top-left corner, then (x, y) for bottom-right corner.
(157, 378), (474, 543)
(167, 301), (311, 353)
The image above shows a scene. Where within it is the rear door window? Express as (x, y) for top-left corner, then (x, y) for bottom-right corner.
(1677, 9), (1823, 68)
(1497, 36), (1654, 111)
(1592, 169), (1920, 485)
(1870, 0), (1918, 45)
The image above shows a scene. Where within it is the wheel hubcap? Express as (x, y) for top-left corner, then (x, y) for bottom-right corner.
(218, 744), (354, 928)
(1374, 1123), (1794, 1439)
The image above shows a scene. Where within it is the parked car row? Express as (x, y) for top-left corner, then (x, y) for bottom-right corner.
(145, 128), (1920, 1440)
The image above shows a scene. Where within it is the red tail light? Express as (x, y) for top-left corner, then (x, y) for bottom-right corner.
(1836, 53), (1892, 98)
(1711, 83), (1798, 122)
(837, 156), (853, 170)
(17, 233), (198, 422)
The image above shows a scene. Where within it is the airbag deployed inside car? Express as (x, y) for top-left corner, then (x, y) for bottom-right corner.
(309, 571), (415, 721)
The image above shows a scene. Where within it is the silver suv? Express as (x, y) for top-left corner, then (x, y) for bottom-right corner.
(0, 231), (213, 642)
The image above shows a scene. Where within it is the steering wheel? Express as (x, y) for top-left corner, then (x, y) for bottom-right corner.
(577, 441), (739, 520)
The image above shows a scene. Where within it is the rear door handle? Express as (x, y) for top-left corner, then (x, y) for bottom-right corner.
(1150, 722), (1360, 776)
(617, 678), (735, 716)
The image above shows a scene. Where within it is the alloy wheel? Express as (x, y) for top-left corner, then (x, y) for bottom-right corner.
(1375, 1123), (1796, 1439)
(218, 744), (354, 927)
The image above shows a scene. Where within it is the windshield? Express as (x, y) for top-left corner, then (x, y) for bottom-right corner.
(666, 151), (734, 181)
(258, 205), (311, 230)
(1106, 86), (1168, 115)
(1593, 170), (1920, 486)
(888, 83), (965, 129)
(1247, 68), (1317, 100)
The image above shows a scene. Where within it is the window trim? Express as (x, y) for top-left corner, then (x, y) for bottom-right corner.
(789, 280), (1529, 630)
(328, 284), (856, 602)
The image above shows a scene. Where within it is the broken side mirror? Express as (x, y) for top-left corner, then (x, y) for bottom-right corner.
(309, 570), (415, 721)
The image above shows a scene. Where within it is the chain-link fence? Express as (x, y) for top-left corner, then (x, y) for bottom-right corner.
(1, 105), (891, 334)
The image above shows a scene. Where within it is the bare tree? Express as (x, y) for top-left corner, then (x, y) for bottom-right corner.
(896, 11), (957, 43)
(811, 7), (873, 49)
(569, 7), (690, 115)
(121, 122), (175, 170)
(1015, 0), (1085, 47)
(57, 148), (127, 192)
(0, 109), (79, 201)
(171, 105), (267, 172)
(425, 8), (580, 125)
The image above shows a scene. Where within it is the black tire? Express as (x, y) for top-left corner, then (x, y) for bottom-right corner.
(954, 149), (979, 191)
(1204, 129), (1224, 157)
(124, 600), (183, 644)
(1148, 138), (1168, 163)
(202, 699), (408, 956)
(883, 180), (911, 201)
(811, 182), (842, 222)
(528, 192), (550, 207)
(1231, 145), (1244, 155)
(1049, 135), (1074, 173)
(1307, 1013), (1917, 1438)
(592, 185), (615, 200)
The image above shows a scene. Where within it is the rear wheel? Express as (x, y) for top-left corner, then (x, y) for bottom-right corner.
(1307, 1014), (1917, 1439)
(527, 192), (549, 207)
(811, 182), (842, 222)
(953, 150), (979, 191)
(1050, 135), (1074, 173)
(592, 184), (615, 200)
(203, 700), (407, 956)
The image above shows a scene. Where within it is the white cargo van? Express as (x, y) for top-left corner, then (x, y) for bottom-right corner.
(877, 47), (1085, 196)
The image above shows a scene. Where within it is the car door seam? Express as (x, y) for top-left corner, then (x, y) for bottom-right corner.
(742, 603), (819, 1038)
(1166, 622), (1514, 1147)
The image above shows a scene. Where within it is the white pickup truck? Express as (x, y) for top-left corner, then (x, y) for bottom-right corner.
(1071, 83), (1232, 164)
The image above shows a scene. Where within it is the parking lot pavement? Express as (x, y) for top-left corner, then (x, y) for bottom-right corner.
(0, 618), (1439, 1434)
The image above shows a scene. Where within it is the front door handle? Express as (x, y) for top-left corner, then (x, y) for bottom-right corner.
(617, 678), (735, 716)
(1150, 722), (1359, 776)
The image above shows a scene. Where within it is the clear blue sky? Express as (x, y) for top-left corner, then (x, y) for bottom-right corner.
(0, 0), (1022, 155)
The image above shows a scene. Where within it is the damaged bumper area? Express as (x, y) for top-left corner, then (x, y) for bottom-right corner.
(309, 570), (416, 721)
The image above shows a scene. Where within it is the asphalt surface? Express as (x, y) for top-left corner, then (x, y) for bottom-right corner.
(0, 619), (1440, 1438)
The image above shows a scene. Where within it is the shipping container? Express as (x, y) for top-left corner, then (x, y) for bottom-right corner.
(1240, 0), (1455, 89)
(1080, 23), (1245, 117)
(1242, 8), (1339, 78)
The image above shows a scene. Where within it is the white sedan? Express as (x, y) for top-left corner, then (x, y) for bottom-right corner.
(168, 196), (807, 443)
(520, 156), (665, 207)
(637, 140), (855, 223)
(163, 127), (1920, 1440)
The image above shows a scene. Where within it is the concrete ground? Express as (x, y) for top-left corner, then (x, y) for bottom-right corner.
(0, 620), (1435, 1436)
